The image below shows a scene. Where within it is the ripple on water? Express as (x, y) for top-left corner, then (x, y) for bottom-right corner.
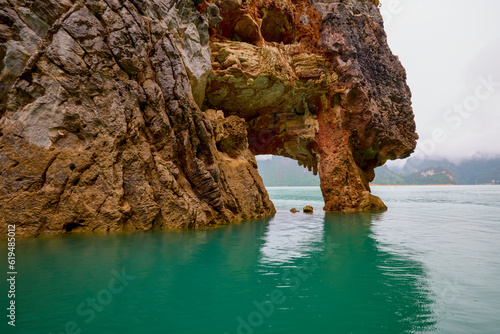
(1, 186), (499, 333)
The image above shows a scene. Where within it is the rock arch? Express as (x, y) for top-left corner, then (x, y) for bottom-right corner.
(205, 0), (417, 212)
(0, 0), (416, 236)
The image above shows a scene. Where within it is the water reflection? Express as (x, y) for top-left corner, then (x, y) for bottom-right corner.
(259, 211), (325, 265)
(10, 211), (437, 334)
(255, 211), (436, 333)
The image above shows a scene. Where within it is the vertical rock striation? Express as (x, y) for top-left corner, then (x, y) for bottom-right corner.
(0, 0), (274, 236)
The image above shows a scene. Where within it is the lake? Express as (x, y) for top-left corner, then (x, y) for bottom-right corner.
(2, 185), (499, 333)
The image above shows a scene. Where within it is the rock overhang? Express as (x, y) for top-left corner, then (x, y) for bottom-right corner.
(201, 0), (418, 211)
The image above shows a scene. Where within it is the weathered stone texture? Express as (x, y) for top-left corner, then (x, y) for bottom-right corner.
(0, 0), (274, 236)
(0, 0), (417, 236)
(204, 0), (417, 212)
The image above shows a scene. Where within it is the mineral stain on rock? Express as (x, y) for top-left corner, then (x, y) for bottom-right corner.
(0, 0), (417, 236)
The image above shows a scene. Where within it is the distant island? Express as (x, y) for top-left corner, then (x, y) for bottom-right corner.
(257, 156), (500, 186)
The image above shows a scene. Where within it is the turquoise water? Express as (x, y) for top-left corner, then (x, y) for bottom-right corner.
(2, 185), (500, 333)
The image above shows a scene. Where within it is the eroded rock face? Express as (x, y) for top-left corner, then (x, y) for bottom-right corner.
(204, 0), (417, 212)
(0, 0), (417, 236)
(0, 0), (274, 236)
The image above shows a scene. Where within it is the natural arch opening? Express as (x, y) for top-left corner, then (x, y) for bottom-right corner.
(256, 155), (320, 187)
(202, 9), (405, 212)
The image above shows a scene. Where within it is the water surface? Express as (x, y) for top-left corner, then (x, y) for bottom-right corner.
(2, 185), (499, 333)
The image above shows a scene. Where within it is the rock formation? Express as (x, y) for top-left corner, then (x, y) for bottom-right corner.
(0, 0), (275, 236)
(204, 0), (417, 212)
(0, 0), (416, 236)
(303, 205), (313, 213)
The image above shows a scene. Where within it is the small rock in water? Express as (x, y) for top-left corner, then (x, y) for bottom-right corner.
(303, 206), (313, 213)
(290, 208), (299, 213)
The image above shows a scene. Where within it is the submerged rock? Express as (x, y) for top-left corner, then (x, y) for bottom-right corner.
(0, 0), (275, 236)
(290, 208), (300, 213)
(0, 0), (416, 236)
(303, 206), (314, 213)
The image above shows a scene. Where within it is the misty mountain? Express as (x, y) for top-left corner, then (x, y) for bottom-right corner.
(257, 156), (500, 186)
(256, 156), (320, 186)
(373, 157), (500, 185)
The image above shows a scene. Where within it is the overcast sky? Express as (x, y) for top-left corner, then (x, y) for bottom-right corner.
(381, 0), (500, 163)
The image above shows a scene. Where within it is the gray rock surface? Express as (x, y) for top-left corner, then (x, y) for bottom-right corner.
(0, 0), (275, 236)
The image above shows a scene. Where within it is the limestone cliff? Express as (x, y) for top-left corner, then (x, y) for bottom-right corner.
(0, 0), (275, 236)
(0, 0), (417, 236)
